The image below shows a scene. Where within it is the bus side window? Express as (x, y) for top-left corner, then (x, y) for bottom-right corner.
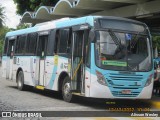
(37, 35), (48, 57)
(54, 29), (71, 54)
(54, 30), (59, 54)
(59, 29), (70, 54)
(47, 29), (56, 56)
(15, 37), (20, 54)
(15, 35), (27, 55)
(26, 33), (38, 55)
(20, 35), (26, 54)
(7, 39), (15, 57)
(67, 28), (72, 53)
(3, 38), (8, 55)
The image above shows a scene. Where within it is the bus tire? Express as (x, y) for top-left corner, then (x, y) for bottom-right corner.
(17, 71), (26, 91)
(62, 76), (74, 102)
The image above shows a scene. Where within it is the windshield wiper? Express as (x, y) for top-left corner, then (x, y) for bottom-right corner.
(108, 29), (123, 50)
(131, 32), (140, 48)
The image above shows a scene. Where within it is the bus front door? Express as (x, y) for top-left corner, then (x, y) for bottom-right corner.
(6, 39), (15, 79)
(36, 35), (48, 86)
(71, 30), (85, 93)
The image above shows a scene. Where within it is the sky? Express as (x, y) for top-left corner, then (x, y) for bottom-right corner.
(0, 0), (21, 28)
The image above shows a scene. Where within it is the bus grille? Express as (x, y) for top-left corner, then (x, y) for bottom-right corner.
(107, 73), (143, 97)
(108, 73), (143, 81)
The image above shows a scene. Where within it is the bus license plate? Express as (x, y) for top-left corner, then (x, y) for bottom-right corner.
(121, 90), (131, 94)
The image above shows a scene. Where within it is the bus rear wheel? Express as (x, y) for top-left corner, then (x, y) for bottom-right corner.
(17, 71), (26, 91)
(62, 76), (74, 102)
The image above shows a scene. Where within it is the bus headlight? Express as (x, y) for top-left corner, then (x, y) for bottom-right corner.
(96, 70), (107, 86)
(145, 74), (153, 87)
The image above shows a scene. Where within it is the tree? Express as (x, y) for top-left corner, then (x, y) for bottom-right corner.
(153, 35), (160, 51)
(0, 26), (11, 55)
(16, 23), (30, 30)
(13, 0), (59, 15)
(0, 5), (5, 28)
(0, 23), (30, 55)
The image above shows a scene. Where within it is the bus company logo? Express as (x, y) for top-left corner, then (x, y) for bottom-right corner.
(2, 112), (11, 117)
(134, 82), (138, 86)
(1, 112), (42, 118)
(134, 82), (141, 86)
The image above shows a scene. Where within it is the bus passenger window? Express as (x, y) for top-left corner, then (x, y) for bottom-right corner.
(26, 33), (38, 55)
(54, 30), (59, 54)
(67, 29), (72, 53)
(47, 30), (56, 56)
(59, 29), (70, 54)
(59, 30), (67, 53)
(15, 35), (26, 55)
(37, 35), (48, 57)
(7, 39), (15, 57)
(20, 36), (26, 54)
(3, 38), (8, 55)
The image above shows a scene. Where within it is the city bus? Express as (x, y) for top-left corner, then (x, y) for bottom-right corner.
(2, 16), (154, 102)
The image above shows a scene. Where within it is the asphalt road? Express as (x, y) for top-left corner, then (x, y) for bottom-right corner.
(0, 66), (160, 119)
(0, 66), (109, 111)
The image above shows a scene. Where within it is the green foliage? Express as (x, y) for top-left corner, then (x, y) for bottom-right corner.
(153, 35), (160, 51)
(0, 26), (11, 55)
(16, 23), (30, 30)
(0, 23), (30, 55)
(13, 0), (59, 15)
(0, 5), (6, 28)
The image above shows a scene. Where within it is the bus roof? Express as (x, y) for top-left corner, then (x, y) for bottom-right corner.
(6, 15), (145, 37)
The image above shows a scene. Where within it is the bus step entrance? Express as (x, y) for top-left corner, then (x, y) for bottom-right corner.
(72, 92), (85, 96)
(35, 85), (45, 90)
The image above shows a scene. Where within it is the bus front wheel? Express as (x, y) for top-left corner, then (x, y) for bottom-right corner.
(17, 71), (26, 91)
(62, 76), (74, 102)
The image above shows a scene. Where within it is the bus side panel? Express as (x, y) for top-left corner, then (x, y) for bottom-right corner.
(12, 56), (18, 82)
(6, 57), (10, 79)
(2, 56), (7, 78)
(45, 56), (55, 90)
(34, 56), (40, 86)
(14, 56), (36, 86)
(45, 56), (68, 91)
(53, 56), (69, 90)
(85, 67), (91, 97)
(9, 59), (14, 80)
(25, 56), (37, 86)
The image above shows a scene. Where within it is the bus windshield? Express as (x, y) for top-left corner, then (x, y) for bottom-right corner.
(95, 30), (152, 72)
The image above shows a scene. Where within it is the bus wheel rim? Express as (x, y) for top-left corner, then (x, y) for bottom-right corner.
(18, 75), (22, 88)
(64, 83), (71, 98)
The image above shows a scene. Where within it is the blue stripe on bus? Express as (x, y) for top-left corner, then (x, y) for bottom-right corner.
(6, 27), (38, 37)
(48, 65), (58, 89)
(5, 16), (96, 38)
(56, 16), (94, 28)
(46, 56), (68, 89)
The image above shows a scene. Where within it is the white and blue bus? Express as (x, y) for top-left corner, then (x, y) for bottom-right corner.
(2, 16), (154, 102)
